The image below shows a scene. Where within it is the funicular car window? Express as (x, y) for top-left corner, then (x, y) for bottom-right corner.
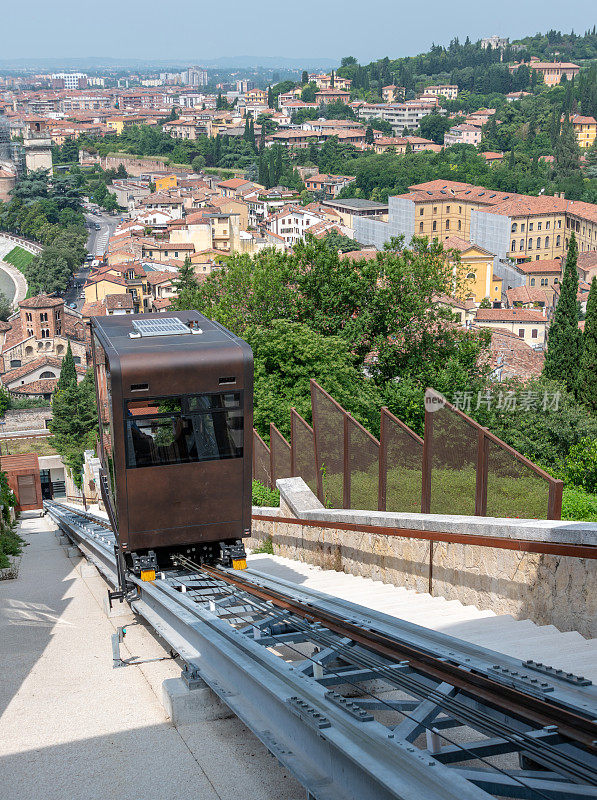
(125, 393), (243, 468)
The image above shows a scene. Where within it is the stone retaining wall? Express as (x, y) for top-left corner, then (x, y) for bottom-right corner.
(250, 479), (597, 638)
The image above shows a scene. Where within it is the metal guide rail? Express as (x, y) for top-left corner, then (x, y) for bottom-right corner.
(45, 501), (597, 800)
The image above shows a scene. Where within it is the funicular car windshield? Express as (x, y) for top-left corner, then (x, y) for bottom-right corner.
(125, 392), (243, 469)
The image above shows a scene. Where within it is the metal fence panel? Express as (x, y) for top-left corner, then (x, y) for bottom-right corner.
(380, 408), (423, 513)
(485, 439), (550, 520)
(270, 424), (292, 486)
(428, 402), (478, 516)
(311, 382), (345, 508)
(290, 409), (318, 496)
(347, 417), (379, 510)
(253, 429), (271, 489)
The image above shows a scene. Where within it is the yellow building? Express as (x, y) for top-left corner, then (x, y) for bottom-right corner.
(154, 174), (178, 193)
(571, 115), (597, 149)
(389, 180), (597, 263)
(444, 236), (502, 303)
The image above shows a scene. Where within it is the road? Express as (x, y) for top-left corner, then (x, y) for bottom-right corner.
(63, 208), (119, 310)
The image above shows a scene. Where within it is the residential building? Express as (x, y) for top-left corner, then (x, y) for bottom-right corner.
(309, 74), (352, 91)
(510, 61), (580, 87)
(505, 286), (551, 310)
(321, 198), (389, 228)
(569, 115), (597, 149)
(245, 88), (268, 105)
(444, 124), (482, 146)
(473, 308), (547, 347)
(422, 85), (458, 100)
(315, 89), (351, 105)
(515, 258), (562, 303)
(266, 205), (324, 247)
(304, 173), (356, 198)
(382, 85), (404, 103)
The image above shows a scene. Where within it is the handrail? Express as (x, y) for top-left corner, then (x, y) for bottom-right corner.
(251, 513), (597, 560)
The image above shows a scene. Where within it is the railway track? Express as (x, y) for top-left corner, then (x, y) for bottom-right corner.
(45, 501), (597, 800)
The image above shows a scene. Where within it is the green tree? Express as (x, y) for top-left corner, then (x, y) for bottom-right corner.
(543, 233), (582, 390)
(577, 277), (597, 409)
(0, 291), (11, 322)
(50, 370), (97, 486)
(555, 115), (581, 178)
(191, 155), (206, 173)
(267, 86), (274, 108)
(56, 341), (77, 393)
(418, 113), (453, 145)
(247, 320), (383, 439)
(365, 125), (374, 144)
(301, 70), (309, 85)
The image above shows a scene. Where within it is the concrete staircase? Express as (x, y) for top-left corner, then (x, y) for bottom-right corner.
(247, 553), (597, 683)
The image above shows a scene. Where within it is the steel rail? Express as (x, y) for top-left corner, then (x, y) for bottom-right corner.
(200, 564), (597, 754)
(200, 582), (596, 787)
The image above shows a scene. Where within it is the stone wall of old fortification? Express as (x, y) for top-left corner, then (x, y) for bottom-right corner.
(249, 479), (597, 638)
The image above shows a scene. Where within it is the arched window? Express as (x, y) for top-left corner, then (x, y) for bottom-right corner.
(545, 236), (550, 247)
(458, 219), (461, 230)
(40, 371), (56, 379)
(25, 346), (33, 356)
(528, 238), (533, 249)
(511, 223), (517, 233)
(520, 239), (524, 249)
(466, 272), (476, 280)
(556, 235), (561, 246)
(432, 221), (437, 231)
(530, 278), (535, 286)
(419, 222), (424, 232)
(511, 241), (516, 252)
(56, 344), (65, 355)
(445, 220), (450, 230)
(536, 237), (541, 249)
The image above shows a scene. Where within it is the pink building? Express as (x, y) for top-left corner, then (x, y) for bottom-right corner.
(444, 124), (482, 146)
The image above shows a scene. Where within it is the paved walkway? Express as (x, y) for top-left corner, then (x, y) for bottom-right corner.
(0, 515), (303, 800)
(0, 238), (28, 304)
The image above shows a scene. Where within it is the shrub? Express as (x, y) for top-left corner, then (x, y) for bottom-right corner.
(561, 486), (597, 522)
(564, 437), (597, 493)
(252, 480), (280, 507)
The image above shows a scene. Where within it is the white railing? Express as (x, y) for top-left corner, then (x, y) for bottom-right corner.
(0, 233), (42, 254)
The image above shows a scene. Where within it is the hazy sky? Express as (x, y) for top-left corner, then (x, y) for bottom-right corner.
(2, 0), (595, 63)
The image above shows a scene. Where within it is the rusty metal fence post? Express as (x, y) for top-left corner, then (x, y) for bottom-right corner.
(378, 408), (388, 512)
(421, 405), (432, 514)
(310, 381), (325, 503)
(475, 429), (489, 517)
(343, 413), (350, 509)
(270, 423), (291, 487)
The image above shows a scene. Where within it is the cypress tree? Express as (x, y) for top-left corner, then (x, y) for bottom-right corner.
(555, 115), (580, 178)
(577, 277), (597, 409)
(301, 70), (308, 85)
(259, 122), (266, 152)
(56, 341), (77, 393)
(258, 152), (269, 187)
(267, 86), (274, 108)
(365, 125), (374, 144)
(543, 233), (582, 390)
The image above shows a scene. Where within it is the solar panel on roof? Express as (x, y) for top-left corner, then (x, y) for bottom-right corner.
(130, 317), (200, 338)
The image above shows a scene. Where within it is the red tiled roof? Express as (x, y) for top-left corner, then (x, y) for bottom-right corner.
(516, 259), (562, 274)
(106, 293), (134, 310)
(19, 295), (64, 309)
(10, 378), (58, 396)
(475, 308), (546, 323)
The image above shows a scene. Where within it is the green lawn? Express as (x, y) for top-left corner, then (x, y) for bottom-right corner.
(3, 246), (35, 271)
